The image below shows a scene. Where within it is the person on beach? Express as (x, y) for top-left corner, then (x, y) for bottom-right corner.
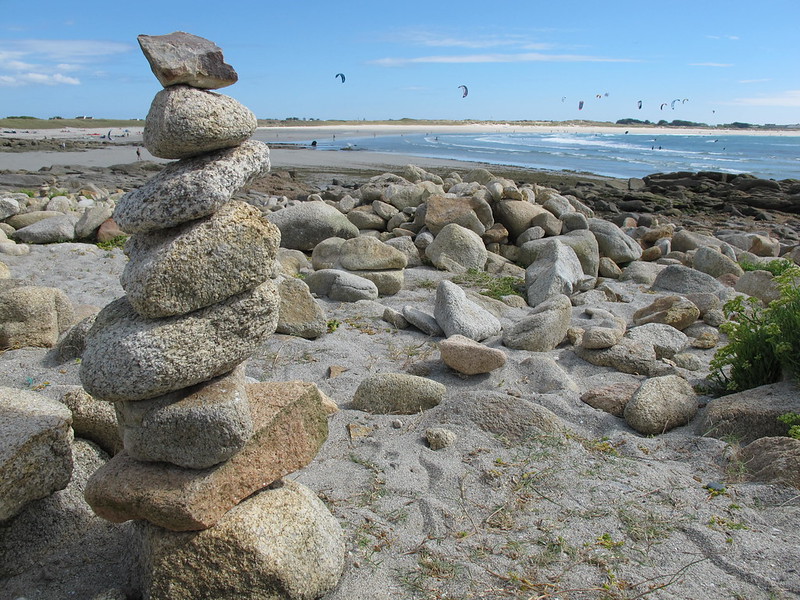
(136, 147), (141, 160)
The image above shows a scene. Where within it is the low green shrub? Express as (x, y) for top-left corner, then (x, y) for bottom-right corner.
(739, 257), (795, 276)
(707, 264), (800, 394)
(778, 413), (800, 440)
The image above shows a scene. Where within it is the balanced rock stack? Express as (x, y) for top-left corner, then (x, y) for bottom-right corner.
(78, 32), (344, 599)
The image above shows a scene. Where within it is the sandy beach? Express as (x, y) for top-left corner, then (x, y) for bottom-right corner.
(1, 125), (800, 599)
(1, 123), (797, 174)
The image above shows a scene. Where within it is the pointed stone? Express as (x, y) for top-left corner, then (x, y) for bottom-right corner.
(137, 32), (238, 89)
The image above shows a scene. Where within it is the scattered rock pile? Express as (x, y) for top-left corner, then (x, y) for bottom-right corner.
(75, 32), (343, 599)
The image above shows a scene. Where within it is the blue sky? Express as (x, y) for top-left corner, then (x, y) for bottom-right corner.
(1, 0), (798, 125)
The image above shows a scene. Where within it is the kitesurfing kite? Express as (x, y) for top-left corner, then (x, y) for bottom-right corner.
(458, 85), (468, 98)
(660, 103), (668, 110)
(335, 73), (345, 83)
(671, 98), (681, 110)
(578, 100), (585, 110)
(637, 100), (643, 110)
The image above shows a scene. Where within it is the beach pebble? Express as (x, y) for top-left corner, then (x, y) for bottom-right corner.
(575, 338), (674, 377)
(624, 375), (698, 435)
(143, 85), (256, 159)
(338, 236), (408, 270)
(518, 355), (578, 393)
(438, 334), (506, 375)
(304, 269), (379, 302)
(577, 307), (627, 350)
(502, 294), (571, 352)
(268, 202), (358, 251)
(85, 381), (329, 531)
(691, 246), (744, 278)
(402, 306), (444, 337)
(625, 322), (689, 359)
(588, 218), (643, 264)
(426, 223), (488, 273)
(650, 264), (729, 298)
(351, 373), (446, 414)
(0, 285), (75, 349)
(58, 386), (121, 456)
(12, 214), (78, 245)
(580, 382), (640, 417)
(633, 295), (700, 331)
(276, 276), (327, 339)
(426, 427), (456, 450)
(434, 280), (501, 342)
(524, 239), (586, 308)
(0, 388), (73, 522)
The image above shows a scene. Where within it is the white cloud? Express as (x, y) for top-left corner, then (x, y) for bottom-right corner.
(0, 72), (80, 87)
(390, 29), (550, 50)
(738, 78), (771, 84)
(690, 62), (734, 67)
(370, 52), (637, 67)
(3, 39), (132, 60)
(730, 90), (800, 107)
(706, 35), (740, 41)
(0, 38), (131, 87)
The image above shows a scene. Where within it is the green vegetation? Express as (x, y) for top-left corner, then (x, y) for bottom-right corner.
(778, 413), (800, 440)
(707, 264), (800, 394)
(451, 268), (524, 300)
(739, 257), (796, 276)
(96, 235), (129, 251)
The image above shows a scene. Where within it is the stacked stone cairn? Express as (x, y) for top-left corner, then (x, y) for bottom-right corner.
(78, 32), (344, 599)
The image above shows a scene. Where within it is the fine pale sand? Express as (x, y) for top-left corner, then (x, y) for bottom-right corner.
(1, 135), (799, 598)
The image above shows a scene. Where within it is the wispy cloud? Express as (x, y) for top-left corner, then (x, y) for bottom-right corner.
(706, 34), (740, 41)
(389, 29), (553, 51)
(738, 78), (771, 84)
(370, 52), (637, 67)
(690, 62), (734, 67)
(730, 90), (800, 107)
(0, 39), (133, 87)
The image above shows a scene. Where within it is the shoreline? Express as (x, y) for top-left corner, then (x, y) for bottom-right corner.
(1, 123), (798, 176)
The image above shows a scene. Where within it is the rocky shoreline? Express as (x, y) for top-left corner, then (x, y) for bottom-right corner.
(2, 155), (800, 599)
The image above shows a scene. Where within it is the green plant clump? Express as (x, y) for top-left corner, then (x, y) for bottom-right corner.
(96, 235), (129, 251)
(778, 413), (800, 440)
(739, 258), (796, 276)
(707, 265), (800, 394)
(451, 268), (524, 300)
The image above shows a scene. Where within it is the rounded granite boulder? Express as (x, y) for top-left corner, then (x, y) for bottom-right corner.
(80, 280), (279, 402)
(143, 85), (257, 159)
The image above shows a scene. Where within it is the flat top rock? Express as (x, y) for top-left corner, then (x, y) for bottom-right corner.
(138, 31), (238, 89)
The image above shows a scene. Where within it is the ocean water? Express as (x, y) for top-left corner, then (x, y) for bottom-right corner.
(310, 131), (800, 180)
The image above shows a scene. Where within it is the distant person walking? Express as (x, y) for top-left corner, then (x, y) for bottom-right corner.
(136, 147), (141, 160)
